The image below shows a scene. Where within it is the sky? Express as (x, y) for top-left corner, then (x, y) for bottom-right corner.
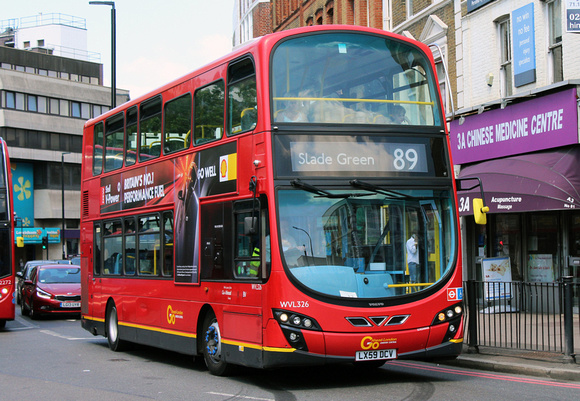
(3, 0), (235, 99)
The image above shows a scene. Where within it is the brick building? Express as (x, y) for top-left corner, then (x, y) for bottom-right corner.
(233, 0), (273, 47)
(269, 0), (457, 117)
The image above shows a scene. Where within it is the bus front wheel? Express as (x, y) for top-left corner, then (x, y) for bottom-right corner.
(202, 311), (232, 376)
(106, 303), (128, 352)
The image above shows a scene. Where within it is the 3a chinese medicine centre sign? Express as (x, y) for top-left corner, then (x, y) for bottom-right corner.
(450, 88), (578, 165)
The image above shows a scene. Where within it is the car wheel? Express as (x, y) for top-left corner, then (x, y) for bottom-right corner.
(29, 300), (38, 320)
(202, 311), (233, 376)
(20, 298), (29, 316)
(0, 320), (6, 329)
(106, 303), (127, 351)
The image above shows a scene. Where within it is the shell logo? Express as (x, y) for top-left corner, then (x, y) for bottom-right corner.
(219, 153), (237, 182)
(167, 305), (184, 325)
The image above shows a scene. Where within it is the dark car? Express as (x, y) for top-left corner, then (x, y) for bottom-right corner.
(20, 264), (81, 319)
(16, 259), (71, 304)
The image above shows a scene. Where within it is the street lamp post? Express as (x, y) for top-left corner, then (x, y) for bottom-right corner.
(89, 1), (116, 109)
(61, 152), (71, 259)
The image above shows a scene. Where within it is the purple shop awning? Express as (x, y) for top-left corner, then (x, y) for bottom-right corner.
(457, 146), (580, 215)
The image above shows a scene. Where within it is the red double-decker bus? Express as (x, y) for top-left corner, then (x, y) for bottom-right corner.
(81, 25), (464, 375)
(0, 137), (15, 328)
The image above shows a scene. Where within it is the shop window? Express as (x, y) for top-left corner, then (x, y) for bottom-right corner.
(527, 213), (559, 282)
(492, 214), (522, 281)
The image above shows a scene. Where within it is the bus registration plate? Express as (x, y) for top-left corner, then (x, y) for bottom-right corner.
(60, 302), (81, 308)
(355, 349), (396, 361)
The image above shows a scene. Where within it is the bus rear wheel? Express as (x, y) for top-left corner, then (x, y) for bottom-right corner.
(202, 311), (232, 376)
(106, 303), (128, 352)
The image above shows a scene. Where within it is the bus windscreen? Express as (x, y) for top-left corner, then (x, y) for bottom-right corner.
(271, 32), (442, 126)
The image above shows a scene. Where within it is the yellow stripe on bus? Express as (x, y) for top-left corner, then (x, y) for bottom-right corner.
(83, 314), (297, 353)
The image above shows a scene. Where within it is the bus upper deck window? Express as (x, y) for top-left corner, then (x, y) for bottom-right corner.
(227, 57), (257, 135)
(271, 33), (441, 127)
(194, 81), (225, 145)
(139, 97), (162, 162)
(125, 107), (138, 166)
(93, 122), (104, 176)
(164, 94), (192, 153)
(105, 113), (125, 172)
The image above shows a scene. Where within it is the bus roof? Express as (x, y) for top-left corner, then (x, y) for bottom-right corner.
(84, 25), (433, 127)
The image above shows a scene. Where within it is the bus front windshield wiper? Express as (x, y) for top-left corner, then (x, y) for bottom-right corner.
(291, 179), (371, 198)
(349, 179), (414, 200)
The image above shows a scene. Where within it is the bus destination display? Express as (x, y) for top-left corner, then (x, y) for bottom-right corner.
(290, 141), (427, 173)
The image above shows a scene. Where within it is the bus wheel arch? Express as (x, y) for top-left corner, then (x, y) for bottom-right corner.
(105, 299), (128, 352)
(199, 306), (233, 376)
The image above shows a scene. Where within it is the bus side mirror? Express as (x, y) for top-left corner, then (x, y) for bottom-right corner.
(473, 198), (489, 225)
(17, 236), (24, 248)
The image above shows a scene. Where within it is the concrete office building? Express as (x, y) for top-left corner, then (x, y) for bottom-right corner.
(0, 14), (128, 264)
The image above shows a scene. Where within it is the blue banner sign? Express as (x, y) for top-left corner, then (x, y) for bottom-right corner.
(467, 0), (496, 13)
(14, 227), (61, 244)
(512, 4), (536, 87)
(567, 1), (580, 32)
(11, 162), (34, 227)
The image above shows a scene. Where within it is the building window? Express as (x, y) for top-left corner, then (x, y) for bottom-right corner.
(23, 41), (30, 48)
(406, 0), (414, 19)
(37, 39), (45, 47)
(27, 95), (37, 112)
(60, 100), (69, 116)
(50, 98), (60, 115)
(38, 96), (47, 113)
(5, 91), (16, 109)
(498, 17), (512, 97)
(548, 0), (563, 83)
(71, 101), (81, 118)
(15, 93), (25, 110)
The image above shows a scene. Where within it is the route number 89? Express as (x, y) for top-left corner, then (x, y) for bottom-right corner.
(393, 148), (418, 170)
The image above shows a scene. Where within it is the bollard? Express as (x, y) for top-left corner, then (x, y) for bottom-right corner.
(466, 280), (478, 354)
(562, 276), (575, 363)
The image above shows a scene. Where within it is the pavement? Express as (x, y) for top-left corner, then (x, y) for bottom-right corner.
(442, 344), (580, 382)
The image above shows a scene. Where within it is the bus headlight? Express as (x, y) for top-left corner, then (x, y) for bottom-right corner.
(273, 309), (322, 351)
(432, 302), (463, 326)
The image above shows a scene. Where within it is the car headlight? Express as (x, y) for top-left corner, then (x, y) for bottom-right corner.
(36, 288), (53, 299)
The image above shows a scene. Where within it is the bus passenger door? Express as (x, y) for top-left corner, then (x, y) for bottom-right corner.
(85, 224), (102, 318)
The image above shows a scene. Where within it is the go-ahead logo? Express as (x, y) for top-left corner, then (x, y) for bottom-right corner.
(167, 305), (184, 325)
(360, 336), (397, 350)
